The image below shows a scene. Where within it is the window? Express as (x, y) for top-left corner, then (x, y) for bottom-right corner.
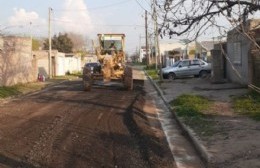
(199, 60), (206, 65)
(172, 60), (181, 67)
(190, 60), (200, 66)
(180, 60), (190, 67)
(233, 42), (241, 64)
(103, 40), (122, 50)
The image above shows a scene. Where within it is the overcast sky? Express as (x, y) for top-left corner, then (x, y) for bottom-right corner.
(1, 0), (260, 54)
(0, 0), (153, 54)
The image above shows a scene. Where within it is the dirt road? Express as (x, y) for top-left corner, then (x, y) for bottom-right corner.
(0, 79), (174, 168)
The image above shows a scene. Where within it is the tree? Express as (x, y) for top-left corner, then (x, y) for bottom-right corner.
(156, 0), (260, 39)
(156, 0), (260, 92)
(130, 51), (140, 63)
(67, 32), (91, 60)
(67, 32), (86, 52)
(44, 33), (73, 53)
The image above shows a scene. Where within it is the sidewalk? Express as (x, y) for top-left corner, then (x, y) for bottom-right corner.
(133, 66), (205, 168)
(147, 75), (260, 168)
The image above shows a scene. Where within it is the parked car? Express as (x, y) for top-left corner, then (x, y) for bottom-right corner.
(160, 59), (211, 80)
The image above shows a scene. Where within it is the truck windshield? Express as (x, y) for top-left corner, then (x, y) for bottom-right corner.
(103, 40), (122, 50)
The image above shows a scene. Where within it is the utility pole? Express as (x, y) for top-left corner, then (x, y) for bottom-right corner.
(153, 0), (162, 80)
(48, 7), (52, 78)
(139, 34), (141, 62)
(30, 22), (32, 57)
(149, 33), (154, 67)
(145, 10), (149, 66)
(152, 1), (157, 70)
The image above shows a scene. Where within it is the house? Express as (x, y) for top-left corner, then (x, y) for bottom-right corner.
(0, 36), (36, 86)
(64, 53), (82, 74)
(211, 19), (260, 86)
(139, 46), (151, 63)
(159, 42), (186, 67)
(195, 41), (215, 61)
(33, 50), (66, 77)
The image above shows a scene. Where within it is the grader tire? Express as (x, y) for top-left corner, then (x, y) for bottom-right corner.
(83, 72), (92, 91)
(83, 81), (91, 91)
(124, 66), (133, 90)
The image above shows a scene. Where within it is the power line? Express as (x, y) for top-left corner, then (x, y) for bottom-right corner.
(51, 18), (144, 28)
(144, 0), (151, 6)
(134, 0), (150, 13)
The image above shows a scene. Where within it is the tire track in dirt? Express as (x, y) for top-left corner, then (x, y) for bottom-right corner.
(53, 109), (102, 167)
(47, 90), (109, 168)
(23, 88), (103, 167)
(107, 108), (117, 167)
(24, 104), (80, 167)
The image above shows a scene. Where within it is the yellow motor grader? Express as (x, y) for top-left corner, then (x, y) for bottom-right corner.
(83, 34), (133, 91)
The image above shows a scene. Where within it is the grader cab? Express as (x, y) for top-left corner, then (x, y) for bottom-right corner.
(83, 34), (133, 91)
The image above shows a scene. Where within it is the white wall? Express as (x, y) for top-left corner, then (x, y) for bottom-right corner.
(139, 48), (150, 62)
(55, 54), (66, 76)
(65, 56), (82, 74)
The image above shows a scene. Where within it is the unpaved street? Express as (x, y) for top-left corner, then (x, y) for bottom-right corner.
(0, 79), (174, 168)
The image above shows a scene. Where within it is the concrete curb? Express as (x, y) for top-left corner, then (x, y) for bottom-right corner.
(144, 70), (213, 167)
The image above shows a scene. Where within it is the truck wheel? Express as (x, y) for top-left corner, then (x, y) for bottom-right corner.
(168, 72), (176, 80)
(199, 70), (208, 78)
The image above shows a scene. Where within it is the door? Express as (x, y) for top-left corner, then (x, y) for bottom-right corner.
(175, 60), (190, 77)
(189, 59), (201, 75)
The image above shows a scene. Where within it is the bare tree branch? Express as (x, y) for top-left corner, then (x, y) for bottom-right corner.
(156, 0), (260, 38)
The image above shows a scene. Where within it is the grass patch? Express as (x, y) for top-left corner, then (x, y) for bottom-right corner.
(0, 86), (20, 98)
(0, 78), (71, 99)
(233, 91), (260, 120)
(146, 69), (159, 80)
(144, 64), (156, 70)
(0, 83), (44, 98)
(144, 64), (161, 80)
(170, 94), (215, 136)
(53, 75), (80, 80)
(131, 62), (145, 66)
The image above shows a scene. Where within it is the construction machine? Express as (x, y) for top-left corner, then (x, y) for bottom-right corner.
(82, 34), (133, 91)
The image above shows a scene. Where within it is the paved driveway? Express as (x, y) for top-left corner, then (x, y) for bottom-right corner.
(158, 77), (260, 168)
(160, 77), (248, 103)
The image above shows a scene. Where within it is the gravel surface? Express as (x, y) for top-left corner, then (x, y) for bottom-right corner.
(0, 78), (175, 168)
